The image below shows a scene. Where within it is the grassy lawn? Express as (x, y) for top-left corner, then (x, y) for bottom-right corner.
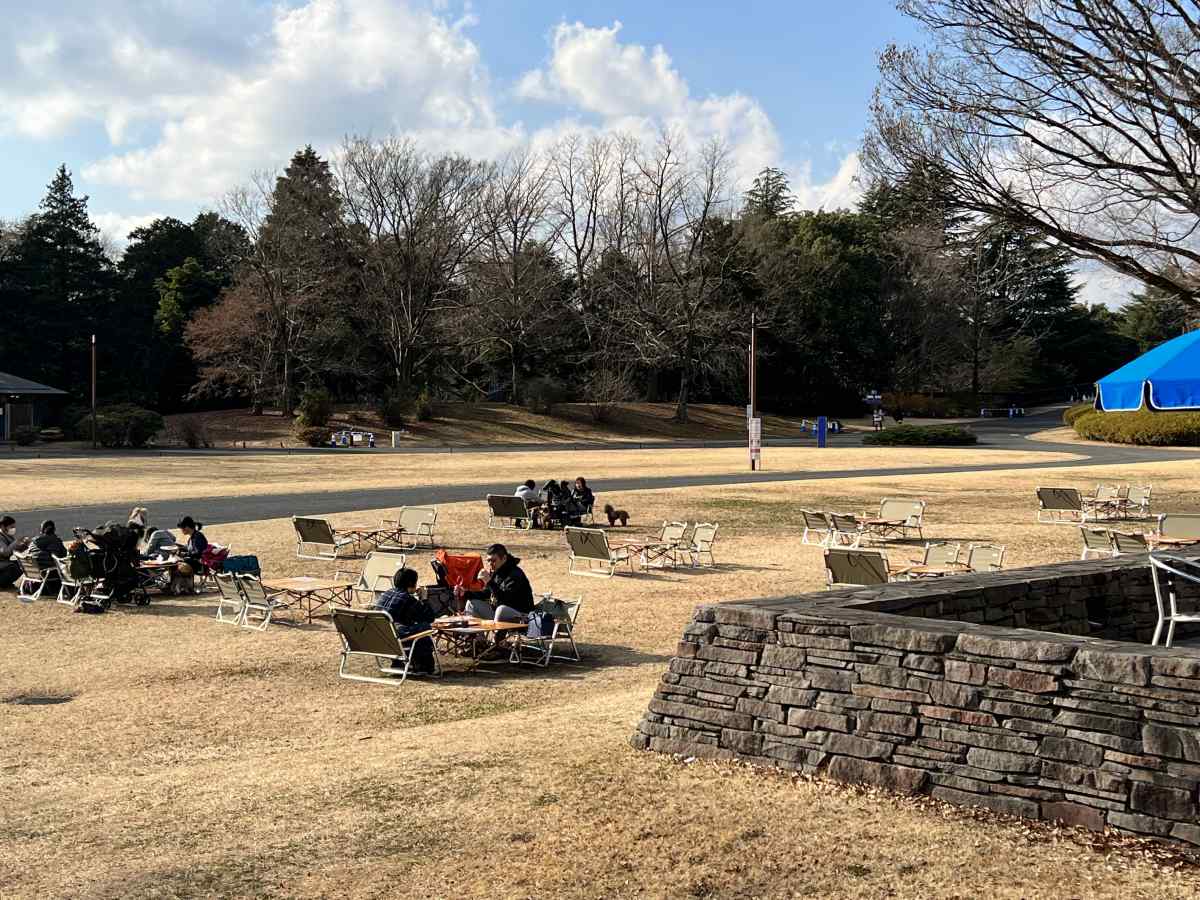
(0, 445), (1081, 511)
(3, 456), (1200, 897)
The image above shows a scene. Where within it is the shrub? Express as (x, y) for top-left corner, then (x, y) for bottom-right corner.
(862, 424), (977, 446)
(1063, 402), (1094, 427)
(13, 426), (38, 446)
(414, 389), (436, 422)
(881, 392), (977, 419)
(294, 425), (332, 447)
(295, 386), (333, 428)
(378, 390), (408, 428)
(523, 376), (569, 415)
(1072, 409), (1200, 446)
(78, 404), (165, 448)
(61, 404), (90, 440)
(174, 418), (211, 449)
(585, 369), (634, 424)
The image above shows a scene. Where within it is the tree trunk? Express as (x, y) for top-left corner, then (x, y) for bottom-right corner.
(281, 352), (293, 416)
(674, 365), (691, 424)
(510, 351), (520, 406)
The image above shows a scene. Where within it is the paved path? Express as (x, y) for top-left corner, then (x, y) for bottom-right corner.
(11, 413), (1199, 528)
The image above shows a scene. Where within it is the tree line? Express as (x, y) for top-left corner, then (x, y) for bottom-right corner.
(1, 138), (1192, 425)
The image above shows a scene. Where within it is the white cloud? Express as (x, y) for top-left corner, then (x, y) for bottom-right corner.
(92, 211), (165, 253)
(1073, 263), (1140, 310)
(517, 20), (780, 188)
(789, 151), (862, 212)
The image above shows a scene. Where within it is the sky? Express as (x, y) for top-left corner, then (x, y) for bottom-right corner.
(0, 0), (1127, 304)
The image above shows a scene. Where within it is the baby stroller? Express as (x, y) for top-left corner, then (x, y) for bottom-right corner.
(73, 523), (151, 607)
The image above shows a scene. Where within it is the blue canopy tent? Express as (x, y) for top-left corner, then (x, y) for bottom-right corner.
(1096, 330), (1200, 412)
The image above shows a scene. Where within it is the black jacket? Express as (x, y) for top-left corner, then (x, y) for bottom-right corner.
(374, 589), (434, 629)
(466, 556), (534, 615)
(30, 532), (66, 568)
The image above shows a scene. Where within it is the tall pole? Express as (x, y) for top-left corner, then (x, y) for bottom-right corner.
(749, 310), (757, 471)
(91, 334), (97, 450)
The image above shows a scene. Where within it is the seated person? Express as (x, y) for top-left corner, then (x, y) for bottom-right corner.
(29, 520), (67, 570)
(571, 477), (595, 515)
(0, 515), (19, 588)
(142, 525), (177, 559)
(515, 479), (541, 506)
(455, 543), (534, 624)
(170, 516), (209, 593)
(373, 567), (437, 675)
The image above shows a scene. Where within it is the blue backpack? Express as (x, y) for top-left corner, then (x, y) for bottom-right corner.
(222, 555), (262, 577)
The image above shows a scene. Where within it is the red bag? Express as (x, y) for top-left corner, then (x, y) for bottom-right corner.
(434, 549), (485, 591)
(200, 544), (230, 572)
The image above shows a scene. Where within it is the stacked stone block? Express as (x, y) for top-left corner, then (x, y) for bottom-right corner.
(632, 555), (1200, 846)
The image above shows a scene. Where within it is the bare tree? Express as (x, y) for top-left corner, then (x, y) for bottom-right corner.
(463, 150), (563, 404)
(185, 282), (278, 413)
(622, 131), (740, 423)
(336, 136), (492, 393)
(865, 0), (1200, 304)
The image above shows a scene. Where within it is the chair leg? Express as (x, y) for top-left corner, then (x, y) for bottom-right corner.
(1166, 617), (1178, 649)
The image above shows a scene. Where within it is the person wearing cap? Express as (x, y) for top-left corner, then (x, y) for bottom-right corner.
(29, 520), (67, 570)
(0, 515), (19, 587)
(455, 543), (534, 623)
(168, 516), (209, 593)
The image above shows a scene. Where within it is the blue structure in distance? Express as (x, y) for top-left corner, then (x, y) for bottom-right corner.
(1096, 330), (1200, 412)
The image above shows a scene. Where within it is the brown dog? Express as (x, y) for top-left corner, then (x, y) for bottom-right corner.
(604, 503), (629, 527)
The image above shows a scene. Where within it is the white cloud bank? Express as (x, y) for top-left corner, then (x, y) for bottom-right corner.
(2, 1), (859, 213)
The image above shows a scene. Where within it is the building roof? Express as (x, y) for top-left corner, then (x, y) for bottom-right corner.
(0, 371), (68, 396)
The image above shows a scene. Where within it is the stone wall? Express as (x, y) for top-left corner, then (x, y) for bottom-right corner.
(632, 555), (1200, 846)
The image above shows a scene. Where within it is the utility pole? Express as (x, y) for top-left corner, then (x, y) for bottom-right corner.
(748, 310), (758, 471)
(91, 334), (97, 450)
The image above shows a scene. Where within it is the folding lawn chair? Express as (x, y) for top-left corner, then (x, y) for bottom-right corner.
(828, 513), (864, 548)
(918, 542), (961, 567)
(1126, 485), (1153, 518)
(381, 506), (437, 550)
(1148, 553), (1200, 648)
(236, 574), (283, 631)
(565, 527), (634, 577)
(1157, 513), (1200, 544)
(643, 521), (689, 569)
(1110, 530), (1148, 556)
(487, 494), (533, 530)
(685, 523), (720, 567)
(966, 543), (1006, 572)
(824, 547), (891, 589)
(1084, 484), (1125, 521)
(1036, 487), (1086, 524)
(331, 607), (441, 685)
(55, 553), (98, 608)
(214, 572), (247, 625)
(15, 551), (58, 603)
(338, 550), (407, 604)
(293, 516), (355, 561)
(1079, 527), (1114, 560)
(801, 510), (832, 546)
(865, 498), (926, 540)
(511, 596), (583, 667)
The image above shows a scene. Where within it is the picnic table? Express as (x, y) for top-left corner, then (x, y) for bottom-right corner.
(259, 576), (356, 624)
(1147, 535), (1200, 550)
(432, 616), (527, 669)
(136, 558), (177, 592)
(893, 561), (973, 579)
(861, 517), (906, 540)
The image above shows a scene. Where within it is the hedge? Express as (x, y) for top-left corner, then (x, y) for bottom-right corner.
(862, 424), (977, 446)
(77, 404), (164, 448)
(294, 425), (332, 447)
(1072, 409), (1200, 446)
(1062, 402), (1094, 426)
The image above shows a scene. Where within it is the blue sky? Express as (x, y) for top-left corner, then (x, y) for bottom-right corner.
(0, 0), (922, 240)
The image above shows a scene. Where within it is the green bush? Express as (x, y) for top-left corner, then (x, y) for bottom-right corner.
(1072, 409), (1200, 446)
(1063, 402), (1094, 427)
(79, 404), (165, 448)
(13, 426), (38, 446)
(414, 389), (436, 422)
(295, 386), (333, 428)
(378, 390), (408, 428)
(294, 425), (332, 447)
(523, 376), (569, 415)
(862, 424), (978, 446)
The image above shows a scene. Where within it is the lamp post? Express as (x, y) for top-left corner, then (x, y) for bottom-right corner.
(748, 310), (759, 471)
(91, 334), (97, 450)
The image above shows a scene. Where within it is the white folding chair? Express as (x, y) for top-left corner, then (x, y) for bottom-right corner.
(1148, 553), (1200, 648)
(214, 572), (247, 625)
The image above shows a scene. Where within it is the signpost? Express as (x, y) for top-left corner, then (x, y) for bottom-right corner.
(749, 416), (762, 468)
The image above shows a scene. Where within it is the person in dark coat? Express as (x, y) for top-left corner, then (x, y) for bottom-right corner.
(456, 543), (534, 623)
(0, 515), (20, 588)
(373, 568), (437, 674)
(30, 520), (67, 569)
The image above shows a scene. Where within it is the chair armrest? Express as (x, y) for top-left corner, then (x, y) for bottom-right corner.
(399, 628), (437, 643)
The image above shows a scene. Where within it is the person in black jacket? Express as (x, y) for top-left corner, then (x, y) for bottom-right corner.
(374, 568), (437, 674)
(456, 543), (534, 623)
(30, 520), (67, 569)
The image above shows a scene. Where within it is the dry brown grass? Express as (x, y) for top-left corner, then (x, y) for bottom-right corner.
(0, 445), (1080, 511)
(3, 458), (1200, 898)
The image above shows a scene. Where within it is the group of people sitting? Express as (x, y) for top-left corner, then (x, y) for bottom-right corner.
(372, 542), (533, 674)
(515, 476), (595, 528)
(0, 516), (67, 588)
(0, 507), (211, 597)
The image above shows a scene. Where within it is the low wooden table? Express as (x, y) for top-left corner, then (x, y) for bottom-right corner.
(334, 525), (402, 556)
(1147, 535), (1200, 550)
(259, 576), (356, 624)
(893, 561), (973, 579)
(432, 617), (527, 669)
(861, 518), (906, 540)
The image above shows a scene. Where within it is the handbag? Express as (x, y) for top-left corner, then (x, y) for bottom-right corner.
(525, 611), (556, 639)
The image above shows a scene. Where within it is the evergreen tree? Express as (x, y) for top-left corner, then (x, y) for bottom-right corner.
(742, 167), (794, 219)
(1120, 284), (1197, 352)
